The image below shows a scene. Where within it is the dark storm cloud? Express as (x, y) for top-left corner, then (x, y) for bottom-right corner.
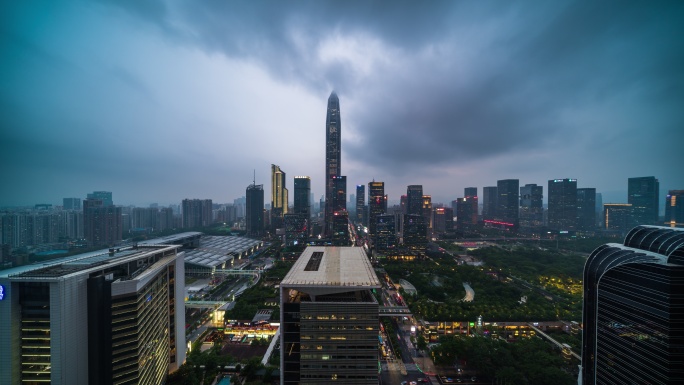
(102, 0), (684, 177)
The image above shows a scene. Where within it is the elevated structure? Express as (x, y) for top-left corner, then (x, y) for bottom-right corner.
(325, 92), (342, 236)
(280, 247), (381, 385)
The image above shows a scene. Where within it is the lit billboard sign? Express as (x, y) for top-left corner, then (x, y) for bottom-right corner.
(0, 285), (4, 301)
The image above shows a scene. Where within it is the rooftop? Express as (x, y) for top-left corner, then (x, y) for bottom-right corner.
(281, 247), (381, 288)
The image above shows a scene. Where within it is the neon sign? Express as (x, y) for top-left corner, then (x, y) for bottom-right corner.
(0, 285), (4, 301)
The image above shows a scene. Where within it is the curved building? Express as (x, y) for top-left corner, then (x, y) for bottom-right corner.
(581, 225), (684, 385)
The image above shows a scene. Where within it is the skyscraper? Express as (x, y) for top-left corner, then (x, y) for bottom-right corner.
(368, 181), (385, 238)
(581, 225), (684, 385)
(403, 214), (427, 252)
(548, 178), (578, 231)
(464, 187), (477, 198)
(330, 175), (347, 215)
(577, 188), (597, 231)
(665, 190), (684, 228)
(246, 183), (264, 237)
(293, 176), (311, 219)
(63, 197), (81, 211)
(482, 186), (497, 221)
(497, 179), (519, 228)
(422, 195), (433, 231)
(355, 185), (365, 224)
(519, 184), (543, 229)
(324, 91), (341, 235)
(628, 176), (660, 225)
(375, 214), (397, 250)
(603, 203), (633, 232)
(406, 185), (423, 216)
(271, 164), (288, 230)
(456, 197), (478, 230)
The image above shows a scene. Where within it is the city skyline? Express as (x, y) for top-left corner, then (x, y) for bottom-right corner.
(2, 2), (683, 207)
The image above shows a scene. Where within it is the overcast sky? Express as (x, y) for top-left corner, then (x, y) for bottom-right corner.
(1, 1), (683, 208)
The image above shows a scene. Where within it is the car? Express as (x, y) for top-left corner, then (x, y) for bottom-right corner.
(410, 381), (418, 385)
(417, 378), (429, 383)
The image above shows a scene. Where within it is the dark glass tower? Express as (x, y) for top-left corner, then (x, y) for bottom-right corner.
(325, 91), (341, 235)
(356, 185), (365, 224)
(581, 226), (684, 385)
(246, 183), (264, 237)
(577, 188), (597, 231)
(497, 179), (519, 228)
(548, 178), (578, 231)
(331, 175), (347, 214)
(666, 190), (684, 228)
(520, 184), (543, 229)
(406, 185), (423, 216)
(482, 186), (497, 221)
(293, 176), (311, 219)
(628, 176), (660, 226)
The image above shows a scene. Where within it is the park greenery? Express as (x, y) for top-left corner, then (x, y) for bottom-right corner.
(431, 335), (576, 385)
(384, 245), (584, 322)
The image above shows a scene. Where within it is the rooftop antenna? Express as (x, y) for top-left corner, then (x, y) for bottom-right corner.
(253, 169), (256, 185)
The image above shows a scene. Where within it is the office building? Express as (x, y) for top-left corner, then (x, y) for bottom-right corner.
(325, 92), (342, 236)
(246, 183), (264, 237)
(595, 193), (604, 228)
(603, 203), (633, 233)
(331, 211), (351, 246)
(355, 185), (365, 224)
(285, 213), (308, 246)
(482, 186), (497, 221)
(368, 181), (385, 238)
(83, 198), (122, 247)
(375, 214), (397, 250)
(406, 185), (423, 216)
(581, 225), (684, 385)
(519, 184), (543, 229)
(87, 191), (113, 207)
(464, 187), (477, 199)
(422, 195), (433, 231)
(271, 164), (289, 230)
(577, 188), (597, 231)
(665, 190), (684, 228)
(548, 178), (577, 231)
(280, 247), (381, 385)
(497, 179), (519, 228)
(403, 214), (427, 252)
(63, 198), (81, 211)
(628, 176), (660, 226)
(330, 176), (347, 215)
(0, 244), (186, 385)
(456, 197), (478, 230)
(432, 207), (449, 234)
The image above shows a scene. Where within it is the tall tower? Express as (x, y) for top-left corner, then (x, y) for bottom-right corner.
(293, 176), (311, 219)
(368, 181), (385, 239)
(406, 185), (423, 216)
(246, 183), (264, 237)
(325, 91), (341, 235)
(628, 176), (659, 226)
(548, 178), (578, 231)
(497, 179), (519, 229)
(355, 185), (365, 224)
(271, 164), (288, 230)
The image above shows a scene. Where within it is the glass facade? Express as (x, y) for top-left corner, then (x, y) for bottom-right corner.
(325, 92), (341, 235)
(582, 226), (684, 385)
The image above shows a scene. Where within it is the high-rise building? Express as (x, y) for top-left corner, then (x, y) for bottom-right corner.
(603, 203), (633, 233)
(432, 207), (448, 234)
(331, 210), (351, 246)
(83, 198), (122, 247)
(87, 191), (113, 207)
(581, 225), (684, 385)
(497, 179), (519, 228)
(324, 91), (341, 235)
(355, 185), (365, 224)
(406, 185), (423, 216)
(456, 197), (478, 230)
(577, 188), (597, 231)
(368, 181), (385, 238)
(464, 187), (477, 198)
(519, 184), (543, 229)
(284, 213), (308, 246)
(63, 197), (81, 211)
(181, 199), (213, 228)
(0, 244), (186, 384)
(280, 247), (381, 385)
(595, 192), (603, 228)
(422, 195), (433, 231)
(293, 176), (311, 219)
(628, 176), (660, 226)
(375, 214), (397, 250)
(271, 164), (288, 230)
(246, 183), (264, 237)
(548, 178), (577, 231)
(330, 176), (347, 215)
(665, 190), (684, 228)
(482, 186), (497, 221)
(403, 214), (427, 252)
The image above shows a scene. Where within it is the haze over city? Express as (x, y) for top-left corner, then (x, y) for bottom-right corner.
(1, 1), (683, 207)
